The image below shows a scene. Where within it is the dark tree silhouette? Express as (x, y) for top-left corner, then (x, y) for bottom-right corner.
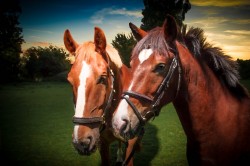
(0, 0), (24, 83)
(111, 33), (137, 67)
(21, 46), (70, 81)
(237, 59), (250, 80)
(112, 1), (191, 68)
(140, 0), (191, 31)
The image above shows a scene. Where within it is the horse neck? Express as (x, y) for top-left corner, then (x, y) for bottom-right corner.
(172, 42), (244, 139)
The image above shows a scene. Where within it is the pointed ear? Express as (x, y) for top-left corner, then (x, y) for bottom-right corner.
(163, 15), (178, 42)
(94, 27), (107, 54)
(94, 27), (109, 63)
(129, 22), (147, 41)
(63, 29), (78, 54)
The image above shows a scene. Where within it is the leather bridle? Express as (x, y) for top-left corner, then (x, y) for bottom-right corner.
(72, 67), (115, 130)
(121, 45), (182, 127)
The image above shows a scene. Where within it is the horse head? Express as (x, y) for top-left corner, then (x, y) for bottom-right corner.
(112, 15), (181, 140)
(64, 27), (120, 155)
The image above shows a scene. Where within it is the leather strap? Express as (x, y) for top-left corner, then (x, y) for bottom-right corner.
(72, 116), (104, 124)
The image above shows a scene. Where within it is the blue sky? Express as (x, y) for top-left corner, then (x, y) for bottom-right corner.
(20, 0), (250, 59)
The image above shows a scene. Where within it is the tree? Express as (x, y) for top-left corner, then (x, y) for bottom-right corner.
(0, 0), (24, 83)
(237, 59), (250, 80)
(111, 33), (137, 67)
(140, 0), (191, 31)
(112, 0), (191, 67)
(21, 45), (70, 81)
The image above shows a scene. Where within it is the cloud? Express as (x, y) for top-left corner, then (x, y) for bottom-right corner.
(186, 17), (229, 29)
(191, 0), (250, 7)
(222, 45), (250, 60)
(90, 7), (142, 24)
(22, 42), (53, 52)
(200, 31), (250, 60)
(109, 8), (142, 18)
(204, 31), (250, 48)
(32, 42), (52, 47)
(233, 19), (250, 25)
(224, 30), (250, 35)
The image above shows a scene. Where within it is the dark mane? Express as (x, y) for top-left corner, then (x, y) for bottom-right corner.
(132, 26), (249, 99)
(182, 27), (249, 99)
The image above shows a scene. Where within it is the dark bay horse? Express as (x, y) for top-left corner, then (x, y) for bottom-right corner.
(112, 15), (250, 165)
(64, 27), (138, 166)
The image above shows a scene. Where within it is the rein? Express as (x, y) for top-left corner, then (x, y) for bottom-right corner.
(121, 43), (182, 127)
(72, 67), (115, 128)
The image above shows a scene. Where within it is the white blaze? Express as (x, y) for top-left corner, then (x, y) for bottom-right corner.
(74, 61), (92, 140)
(138, 49), (153, 64)
(113, 81), (134, 130)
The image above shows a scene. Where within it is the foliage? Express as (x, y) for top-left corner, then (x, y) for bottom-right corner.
(0, 0), (24, 83)
(111, 33), (137, 67)
(237, 59), (250, 80)
(140, 0), (191, 31)
(111, 0), (192, 68)
(112, 1), (191, 67)
(21, 46), (70, 81)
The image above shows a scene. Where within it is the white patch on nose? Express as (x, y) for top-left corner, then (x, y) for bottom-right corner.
(113, 81), (134, 131)
(138, 49), (153, 64)
(114, 98), (129, 127)
(74, 61), (92, 141)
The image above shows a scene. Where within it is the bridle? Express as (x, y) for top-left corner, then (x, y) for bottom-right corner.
(119, 45), (182, 166)
(121, 43), (182, 127)
(72, 66), (115, 130)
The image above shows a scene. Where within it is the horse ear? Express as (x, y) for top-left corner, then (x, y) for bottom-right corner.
(163, 15), (178, 42)
(129, 22), (147, 41)
(94, 27), (107, 54)
(64, 29), (78, 55)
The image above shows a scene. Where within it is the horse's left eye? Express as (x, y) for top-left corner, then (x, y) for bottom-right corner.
(153, 63), (166, 73)
(97, 75), (107, 85)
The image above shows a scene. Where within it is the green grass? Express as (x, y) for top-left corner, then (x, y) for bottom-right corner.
(1, 80), (249, 165)
(0, 82), (100, 166)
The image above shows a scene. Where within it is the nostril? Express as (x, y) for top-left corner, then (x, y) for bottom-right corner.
(87, 135), (95, 151)
(77, 136), (92, 147)
(82, 136), (92, 145)
(120, 116), (130, 134)
(87, 136), (92, 144)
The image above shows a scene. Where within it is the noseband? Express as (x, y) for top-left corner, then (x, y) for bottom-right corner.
(72, 67), (115, 128)
(121, 46), (181, 126)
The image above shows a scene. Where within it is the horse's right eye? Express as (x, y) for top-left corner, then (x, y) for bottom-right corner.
(153, 63), (166, 73)
(97, 75), (107, 85)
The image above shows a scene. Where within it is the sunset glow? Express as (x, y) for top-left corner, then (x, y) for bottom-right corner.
(20, 0), (250, 60)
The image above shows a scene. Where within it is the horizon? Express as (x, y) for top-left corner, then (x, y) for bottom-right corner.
(20, 0), (250, 60)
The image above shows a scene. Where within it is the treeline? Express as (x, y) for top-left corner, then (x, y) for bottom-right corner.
(1, 0), (250, 83)
(0, 0), (70, 83)
(237, 59), (250, 80)
(20, 46), (70, 81)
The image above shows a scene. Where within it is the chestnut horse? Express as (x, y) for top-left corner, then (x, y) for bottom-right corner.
(112, 15), (250, 165)
(64, 27), (138, 166)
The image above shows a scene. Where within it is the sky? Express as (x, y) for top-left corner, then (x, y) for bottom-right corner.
(19, 0), (250, 60)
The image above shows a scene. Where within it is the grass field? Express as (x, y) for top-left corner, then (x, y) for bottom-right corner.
(1, 80), (249, 166)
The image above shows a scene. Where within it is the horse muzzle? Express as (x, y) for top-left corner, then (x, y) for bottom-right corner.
(72, 137), (97, 155)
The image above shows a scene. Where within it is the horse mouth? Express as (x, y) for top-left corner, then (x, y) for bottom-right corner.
(73, 139), (99, 156)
